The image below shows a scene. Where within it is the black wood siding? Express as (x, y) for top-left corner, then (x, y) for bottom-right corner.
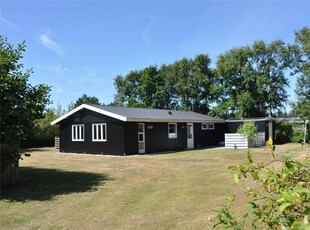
(59, 109), (125, 155)
(194, 123), (227, 148)
(144, 122), (187, 153)
(124, 122), (138, 155)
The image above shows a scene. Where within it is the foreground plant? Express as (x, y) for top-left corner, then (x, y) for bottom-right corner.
(211, 140), (310, 229)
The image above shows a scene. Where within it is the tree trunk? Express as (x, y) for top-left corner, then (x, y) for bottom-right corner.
(1, 165), (19, 188)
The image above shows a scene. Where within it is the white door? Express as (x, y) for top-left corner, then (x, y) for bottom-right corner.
(138, 123), (145, 154)
(187, 123), (194, 149)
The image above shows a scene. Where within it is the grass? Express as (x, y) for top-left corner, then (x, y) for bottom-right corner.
(0, 144), (308, 229)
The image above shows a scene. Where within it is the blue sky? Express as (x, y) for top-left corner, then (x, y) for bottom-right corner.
(1, 0), (309, 112)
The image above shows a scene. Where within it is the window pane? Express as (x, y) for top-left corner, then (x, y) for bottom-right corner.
(73, 126), (76, 140)
(98, 125), (100, 139)
(94, 125), (97, 140)
(139, 133), (144, 142)
(169, 124), (175, 133)
(187, 125), (192, 138)
(138, 124), (143, 132)
(102, 125), (106, 140)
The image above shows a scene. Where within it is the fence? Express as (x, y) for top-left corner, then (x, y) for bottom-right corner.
(225, 132), (266, 149)
(55, 136), (60, 151)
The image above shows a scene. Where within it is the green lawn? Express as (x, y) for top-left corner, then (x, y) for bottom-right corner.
(0, 144), (308, 229)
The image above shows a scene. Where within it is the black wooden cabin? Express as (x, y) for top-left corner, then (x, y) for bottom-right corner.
(51, 104), (226, 155)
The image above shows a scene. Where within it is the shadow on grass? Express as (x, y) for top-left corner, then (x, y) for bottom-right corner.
(2, 167), (111, 202)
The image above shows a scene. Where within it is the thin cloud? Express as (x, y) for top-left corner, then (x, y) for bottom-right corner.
(49, 61), (70, 76)
(0, 16), (18, 31)
(142, 15), (156, 46)
(68, 67), (104, 85)
(39, 28), (64, 56)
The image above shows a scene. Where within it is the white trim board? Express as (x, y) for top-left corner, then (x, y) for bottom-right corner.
(51, 104), (127, 125)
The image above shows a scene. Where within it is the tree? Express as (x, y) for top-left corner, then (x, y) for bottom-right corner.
(113, 70), (141, 107)
(291, 27), (310, 120)
(21, 108), (59, 148)
(72, 94), (100, 109)
(0, 36), (51, 187)
(113, 54), (216, 113)
(210, 40), (290, 119)
(211, 142), (310, 229)
(173, 54), (216, 114)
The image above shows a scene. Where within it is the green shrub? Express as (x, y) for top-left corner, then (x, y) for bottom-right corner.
(291, 130), (305, 143)
(211, 142), (310, 229)
(275, 122), (294, 144)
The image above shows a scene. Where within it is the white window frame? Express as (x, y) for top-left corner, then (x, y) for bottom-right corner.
(201, 123), (208, 130)
(72, 124), (84, 141)
(168, 123), (177, 139)
(92, 123), (107, 142)
(208, 123), (215, 130)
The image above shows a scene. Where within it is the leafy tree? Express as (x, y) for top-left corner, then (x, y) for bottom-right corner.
(211, 40), (290, 119)
(136, 65), (171, 109)
(291, 27), (310, 120)
(211, 142), (310, 229)
(237, 121), (258, 147)
(113, 70), (141, 107)
(274, 122), (294, 144)
(0, 36), (51, 186)
(72, 93), (100, 109)
(173, 54), (216, 113)
(22, 109), (59, 148)
(113, 54), (216, 113)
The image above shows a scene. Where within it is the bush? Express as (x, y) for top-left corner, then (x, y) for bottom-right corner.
(21, 109), (59, 148)
(211, 141), (310, 229)
(275, 122), (294, 144)
(291, 130), (305, 143)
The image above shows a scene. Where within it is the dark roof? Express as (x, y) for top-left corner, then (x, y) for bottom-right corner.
(275, 117), (304, 123)
(51, 104), (225, 125)
(226, 117), (276, 122)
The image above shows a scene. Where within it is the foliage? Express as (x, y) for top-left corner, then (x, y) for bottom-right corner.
(237, 121), (258, 146)
(70, 93), (100, 110)
(291, 130), (306, 143)
(0, 36), (51, 172)
(212, 196), (245, 230)
(21, 109), (59, 147)
(291, 27), (310, 120)
(113, 54), (216, 113)
(274, 122), (294, 144)
(211, 40), (290, 119)
(211, 142), (310, 229)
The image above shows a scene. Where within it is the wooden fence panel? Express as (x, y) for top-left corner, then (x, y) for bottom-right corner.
(225, 132), (265, 149)
(55, 136), (60, 151)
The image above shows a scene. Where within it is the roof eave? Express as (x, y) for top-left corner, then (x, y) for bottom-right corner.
(51, 104), (128, 125)
(226, 117), (276, 123)
(126, 118), (226, 123)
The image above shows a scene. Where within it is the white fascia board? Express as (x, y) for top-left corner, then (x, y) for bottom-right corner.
(126, 118), (226, 123)
(84, 104), (127, 122)
(51, 104), (85, 125)
(51, 104), (127, 125)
